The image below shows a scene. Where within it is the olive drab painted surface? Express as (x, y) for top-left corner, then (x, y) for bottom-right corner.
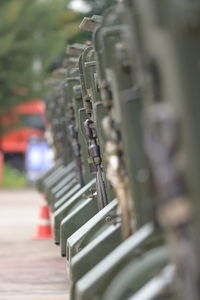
(36, 0), (200, 299)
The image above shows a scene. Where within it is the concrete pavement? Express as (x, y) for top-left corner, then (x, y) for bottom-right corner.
(0, 189), (69, 300)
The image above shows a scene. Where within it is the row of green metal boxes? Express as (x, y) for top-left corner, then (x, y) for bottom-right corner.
(37, 0), (200, 299)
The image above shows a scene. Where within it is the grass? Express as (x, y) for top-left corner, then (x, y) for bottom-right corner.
(0, 163), (26, 188)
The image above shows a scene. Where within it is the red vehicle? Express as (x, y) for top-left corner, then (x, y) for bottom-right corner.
(0, 99), (46, 169)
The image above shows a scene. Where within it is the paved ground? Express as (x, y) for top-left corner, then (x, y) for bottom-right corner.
(0, 189), (69, 300)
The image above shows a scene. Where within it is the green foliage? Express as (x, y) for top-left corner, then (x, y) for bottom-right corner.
(0, 0), (117, 113)
(0, 0), (82, 111)
(1, 163), (26, 188)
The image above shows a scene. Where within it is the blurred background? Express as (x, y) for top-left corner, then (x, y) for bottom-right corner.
(0, 0), (116, 188)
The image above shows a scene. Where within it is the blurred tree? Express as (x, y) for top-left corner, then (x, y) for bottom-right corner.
(0, 0), (82, 111)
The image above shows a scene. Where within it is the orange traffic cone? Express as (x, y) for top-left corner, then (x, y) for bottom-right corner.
(33, 203), (52, 239)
